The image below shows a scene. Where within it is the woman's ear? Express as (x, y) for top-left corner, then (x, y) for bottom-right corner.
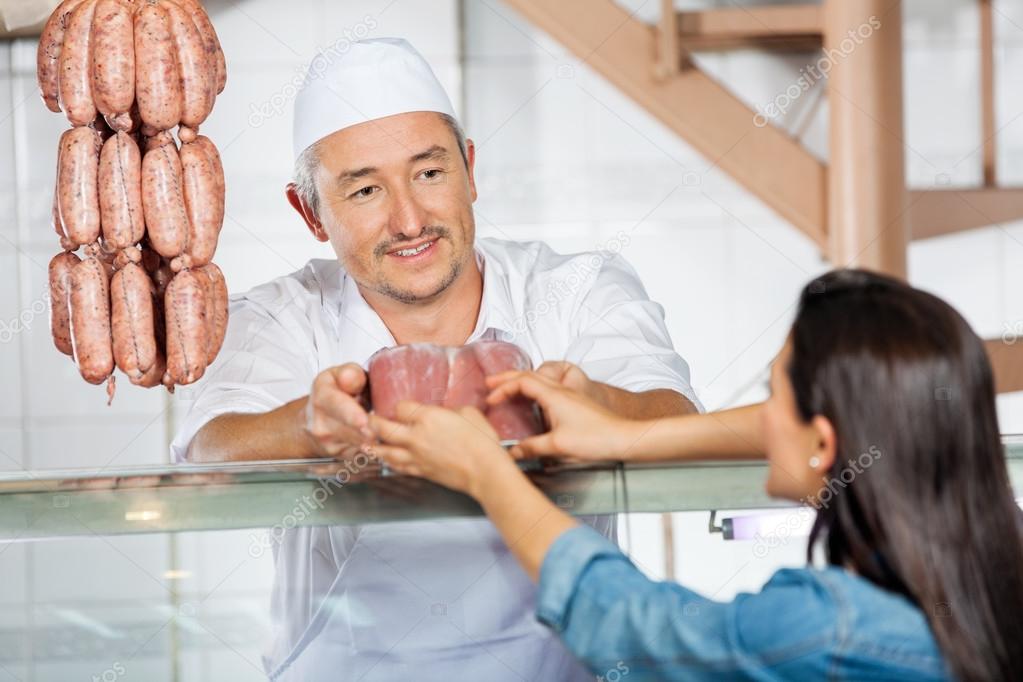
(809, 414), (837, 472)
(286, 183), (329, 242)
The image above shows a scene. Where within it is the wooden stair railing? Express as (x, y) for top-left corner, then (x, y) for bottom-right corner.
(499, 0), (1023, 394)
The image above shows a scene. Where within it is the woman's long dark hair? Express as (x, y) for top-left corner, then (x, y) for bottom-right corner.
(789, 269), (1023, 681)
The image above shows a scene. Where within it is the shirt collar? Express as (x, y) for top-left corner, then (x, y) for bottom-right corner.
(334, 243), (519, 368)
(468, 243), (518, 343)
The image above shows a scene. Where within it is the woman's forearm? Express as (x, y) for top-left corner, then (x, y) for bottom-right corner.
(471, 457), (579, 582)
(621, 402), (766, 463)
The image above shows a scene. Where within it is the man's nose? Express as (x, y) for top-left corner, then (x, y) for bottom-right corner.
(387, 188), (428, 240)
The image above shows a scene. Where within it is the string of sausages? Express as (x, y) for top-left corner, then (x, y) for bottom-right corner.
(39, 0), (229, 402)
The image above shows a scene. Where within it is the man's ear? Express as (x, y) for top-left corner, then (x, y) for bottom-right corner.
(286, 183), (329, 242)
(464, 138), (478, 203)
(809, 414), (837, 472)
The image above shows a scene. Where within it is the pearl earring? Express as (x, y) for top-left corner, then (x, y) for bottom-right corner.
(809, 456), (821, 469)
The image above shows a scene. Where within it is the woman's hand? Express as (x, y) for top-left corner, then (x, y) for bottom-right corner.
(532, 361), (609, 407)
(368, 401), (519, 498)
(486, 370), (642, 461)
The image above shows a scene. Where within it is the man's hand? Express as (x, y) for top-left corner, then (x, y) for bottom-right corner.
(302, 363), (374, 457)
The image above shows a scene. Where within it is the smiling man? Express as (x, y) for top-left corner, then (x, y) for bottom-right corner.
(171, 38), (699, 681)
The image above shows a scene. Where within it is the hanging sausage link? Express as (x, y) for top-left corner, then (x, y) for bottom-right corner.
(40, 0), (230, 400)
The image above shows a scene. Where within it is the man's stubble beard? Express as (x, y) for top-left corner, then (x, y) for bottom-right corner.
(368, 224), (468, 305)
(374, 254), (464, 305)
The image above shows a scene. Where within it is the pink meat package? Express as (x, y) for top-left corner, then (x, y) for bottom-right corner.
(367, 341), (544, 441)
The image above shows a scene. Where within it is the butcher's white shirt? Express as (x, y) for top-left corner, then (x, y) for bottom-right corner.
(171, 237), (698, 681)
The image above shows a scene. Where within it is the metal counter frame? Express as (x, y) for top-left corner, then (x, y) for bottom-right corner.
(1, 436), (1020, 540)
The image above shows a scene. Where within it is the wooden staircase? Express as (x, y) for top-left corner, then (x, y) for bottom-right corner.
(501, 0), (1023, 394)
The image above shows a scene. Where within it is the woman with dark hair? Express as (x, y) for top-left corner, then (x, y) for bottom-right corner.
(370, 269), (1023, 681)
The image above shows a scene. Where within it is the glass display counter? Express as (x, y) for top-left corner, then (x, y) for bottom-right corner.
(2, 436), (1021, 539)
(1, 437), (1020, 681)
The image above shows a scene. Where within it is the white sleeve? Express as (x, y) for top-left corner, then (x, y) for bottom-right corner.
(564, 253), (703, 411)
(169, 297), (318, 462)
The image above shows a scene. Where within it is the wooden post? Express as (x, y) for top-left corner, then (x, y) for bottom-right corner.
(824, 0), (908, 277)
(980, 0), (997, 187)
(661, 512), (676, 579)
(655, 0), (681, 80)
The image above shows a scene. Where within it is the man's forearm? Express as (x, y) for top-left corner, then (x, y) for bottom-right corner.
(597, 384), (698, 419)
(187, 397), (318, 463)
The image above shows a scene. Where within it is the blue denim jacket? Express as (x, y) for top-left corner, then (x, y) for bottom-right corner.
(537, 525), (951, 681)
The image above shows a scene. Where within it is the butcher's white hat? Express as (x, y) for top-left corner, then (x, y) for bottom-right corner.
(292, 37), (458, 161)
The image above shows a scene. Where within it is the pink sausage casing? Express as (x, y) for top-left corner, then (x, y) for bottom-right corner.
(164, 0), (214, 128)
(196, 262), (228, 365)
(141, 139), (189, 257)
(51, 163), (74, 251)
(56, 126), (102, 249)
(133, 348), (167, 388)
(164, 269), (208, 385)
(134, 0), (183, 131)
(169, 0), (226, 95)
(36, 0), (88, 113)
(91, 0), (136, 117)
(68, 256), (114, 385)
(89, 239), (118, 279)
(49, 251), (82, 356)
(144, 129), (175, 153)
(145, 272), (170, 388)
(99, 131), (145, 249)
(56, 0), (98, 126)
(194, 266), (215, 361)
(113, 244), (143, 270)
(111, 262), (158, 380)
(179, 136), (224, 267)
(197, 136), (225, 233)
(198, 135), (225, 198)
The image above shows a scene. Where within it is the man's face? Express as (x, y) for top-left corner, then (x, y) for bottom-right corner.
(311, 111), (478, 304)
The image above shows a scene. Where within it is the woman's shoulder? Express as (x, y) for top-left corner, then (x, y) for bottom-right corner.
(735, 566), (948, 679)
(813, 567), (946, 668)
(753, 565), (938, 644)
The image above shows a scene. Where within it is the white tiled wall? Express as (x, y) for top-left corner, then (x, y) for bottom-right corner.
(0, 3), (460, 680)
(1, 0), (1021, 677)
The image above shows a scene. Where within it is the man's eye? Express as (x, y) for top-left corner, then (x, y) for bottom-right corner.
(350, 186), (377, 199)
(420, 169), (443, 180)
